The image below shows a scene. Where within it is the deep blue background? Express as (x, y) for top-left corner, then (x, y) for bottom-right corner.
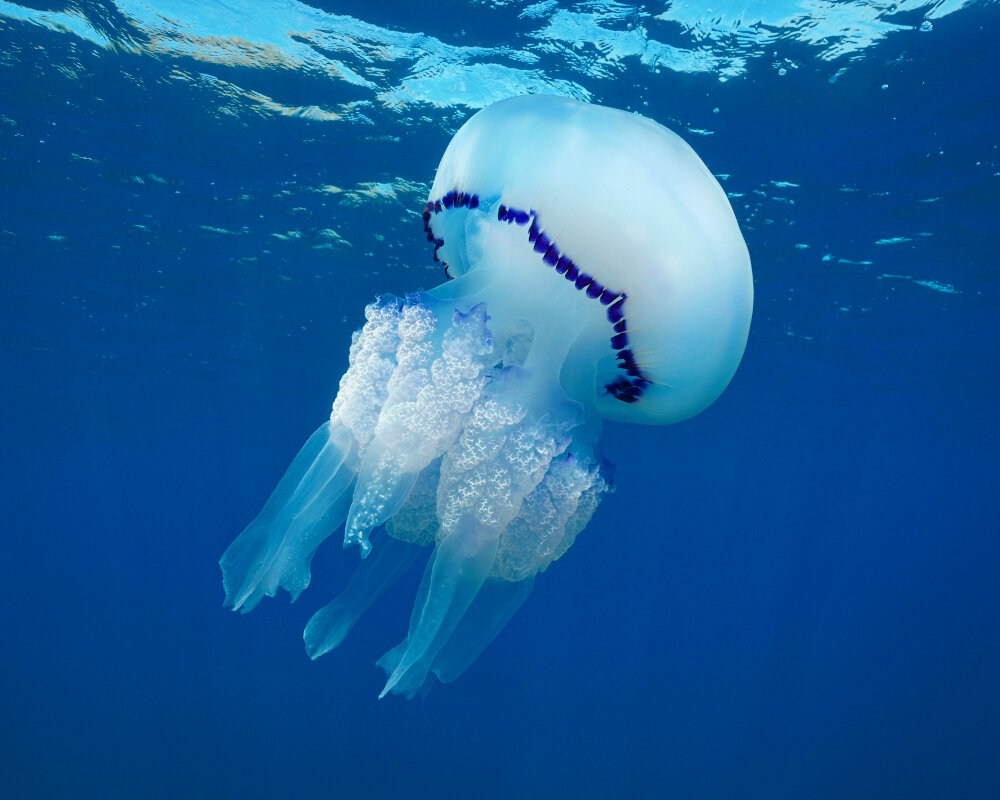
(1, 2), (997, 798)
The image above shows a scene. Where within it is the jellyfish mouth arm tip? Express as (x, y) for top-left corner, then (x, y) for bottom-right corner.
(305, 536), (420, 660)
(377, 516), (500, 699)
(343, 532), (373, 557)
(219, 421), (359, 614)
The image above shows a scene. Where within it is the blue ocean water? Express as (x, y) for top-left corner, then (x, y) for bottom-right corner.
(1, 0), (997, 797)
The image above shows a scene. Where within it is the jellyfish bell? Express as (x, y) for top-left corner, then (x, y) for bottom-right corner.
(427, 95), (752, 425)
(219, 94), (752, 699)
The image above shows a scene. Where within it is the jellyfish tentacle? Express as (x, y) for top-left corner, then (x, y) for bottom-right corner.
(430, 576), (535, 685)
(343, 443), (423, 558)
(342, 300), (439, 555)
(376, 359), (587, 697)
(220, 297), (407, 609)
(343, 299), (494, 554)
(220, 420), (358, 613)
(378, 514), (501, 699)
(329, 296), (404, 449)
(436, 364), (566, 536)
(381, 531), (437, 665)
(384, 457), (441, 545)
(493, 447), (611, 581)
(303, 531), (421, 660)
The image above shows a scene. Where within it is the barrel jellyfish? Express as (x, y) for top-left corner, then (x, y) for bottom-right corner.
(220, 94), (753, 699)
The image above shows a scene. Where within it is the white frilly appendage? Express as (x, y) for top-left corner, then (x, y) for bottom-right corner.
(220, 289), (612, 698)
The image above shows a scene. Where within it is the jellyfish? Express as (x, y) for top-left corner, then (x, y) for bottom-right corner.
(220, 94), (752, 698)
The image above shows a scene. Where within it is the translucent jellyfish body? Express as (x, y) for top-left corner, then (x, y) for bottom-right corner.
(220, 95), (753, 698)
